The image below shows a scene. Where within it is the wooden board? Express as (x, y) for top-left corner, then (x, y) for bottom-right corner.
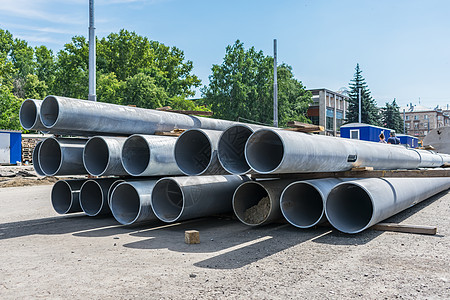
(372, 223), (437, 235)
(154, 129), (186, 137)
(285, 121), (324, 133)
(156, 106), (213, 116)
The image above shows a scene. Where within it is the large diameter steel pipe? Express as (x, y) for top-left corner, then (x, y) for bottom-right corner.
(411, 149), (443, 168)
(19, 99), (47, 131)
(152, 175), (248, 223)
(38, 137), (88, 176)
(174, 129), (228, 175)
(325, 177), (450, 234)
(51, 179), (86, 214)
(121, 134), (182, 176)
(80, 178), (118, 216)
(245, 129), (421, 174)
(233, 179), (293, 226)
(32, 141), (45, 176)
(83, 136), (128, 176)
(108, 179), (125, 207)
(39, 95), (238, 135)
(280, 178), (352, 228)
(110, 180), (159, 225)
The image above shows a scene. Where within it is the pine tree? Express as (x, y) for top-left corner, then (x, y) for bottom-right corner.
(347, 64), (380, 125)
(382, 99), (404, 133)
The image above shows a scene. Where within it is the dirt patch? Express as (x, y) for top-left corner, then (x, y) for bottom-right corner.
(243, 196), (270, 224)
(0, 176), (59, 188)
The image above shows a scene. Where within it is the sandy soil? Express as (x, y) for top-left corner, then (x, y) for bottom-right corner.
(0, 185), (449, 299)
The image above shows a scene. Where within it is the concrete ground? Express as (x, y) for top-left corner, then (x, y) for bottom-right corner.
(0, 184), (449, 299)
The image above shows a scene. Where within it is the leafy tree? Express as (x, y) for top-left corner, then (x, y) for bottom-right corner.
(97, 72), (124, 105)
(382, 99), (404, 133)
(347, 64), (380, 125)
(168, 95), (212, 114)
(23, 74), (48, 99)
(35, 45), (56, 89)
(202, 40), (311, 126)
(123, 73), (168, 108)
(0, 86), (22, 130)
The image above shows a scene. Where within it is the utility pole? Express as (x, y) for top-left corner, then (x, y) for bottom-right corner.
(403, 109), (406, 134)
(88, 0), (96, 101)
(273, 39), (278, 128)
(358, 87), (361, 123)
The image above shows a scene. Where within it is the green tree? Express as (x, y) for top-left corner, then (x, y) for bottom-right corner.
(202, 40), (311, 125)
(123, 73), (168, 108)
(23, 74), (48, 99)
(382, 99), (404, 133)
(347, 64), (380, 125)
(168, 95), (212, 114)
(0, 86), (22, 130)
(35, 45), (56, 90)
(97, 72), (124, 105)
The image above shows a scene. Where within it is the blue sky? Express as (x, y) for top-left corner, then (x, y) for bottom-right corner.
(1, 0), (449, 109)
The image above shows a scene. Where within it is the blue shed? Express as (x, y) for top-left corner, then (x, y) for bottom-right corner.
(0, 130), (22, 165)
(340, 123), (392, 142)
(397, 134), (419, 148)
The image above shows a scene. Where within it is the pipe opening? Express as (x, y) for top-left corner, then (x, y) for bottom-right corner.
(51, 181), (73, 214)
(40, 96), (59, 128)
(151, 179), (183, 222)
(218, 125), (253, 174)
(233, 182), (270, 226)
(107, 180), (125, 206)
(110, 183), (141, 225)
(245, 130), (284, 173)
(84, 137), (110, 176)
(19, 100), (38, 129)
(174, 130), (212, 175)
(122, 136), (150, 176)
(281, 183), (324, 228)
(39, 138), (61, 176)
(80, 181), (104, 216)
(32, 142), (45, 176)
(326, 183), (373, 233)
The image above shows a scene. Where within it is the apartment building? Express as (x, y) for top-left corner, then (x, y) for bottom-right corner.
(400, 104), (450, 140)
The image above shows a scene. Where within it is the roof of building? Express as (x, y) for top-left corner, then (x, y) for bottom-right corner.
(340, 122), (392, 131)
(307, 88), (350, 99)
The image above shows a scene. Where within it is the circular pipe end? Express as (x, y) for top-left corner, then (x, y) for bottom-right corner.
(39, 138), (62, 176)
(51, 180), (74, 214)
(19, 99), (39, 130)
(80, 180), (105, 216)
(218, 125), (253, 174)
(83, 137), (110, 176)
(121, 135), (150, 176)
(32, 141), (45, 176)
(110, 182), (142, 225)
(326, 183), (374, 234)
(107, 179), (125, 207)
(245, 130), (284, 174)
(40, 95), (59, 128)
(232, 181), (272, 226)
(174, 130), (212, 175)
(151, 178), (184, 223)
(280, 182), (325, 228)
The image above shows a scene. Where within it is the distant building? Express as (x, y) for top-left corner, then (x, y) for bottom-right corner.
(307, 88), (349, 136)
(400, 104), (450, 140)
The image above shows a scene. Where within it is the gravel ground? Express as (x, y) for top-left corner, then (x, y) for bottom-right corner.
(0, 184), (449, 299)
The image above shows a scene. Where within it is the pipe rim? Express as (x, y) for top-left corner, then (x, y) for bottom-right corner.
(83, 136), (111, 176)
(107, 179), (125, 207)
(151, 178), (185, 223)
(40, 95), (60, 128)
(280, 181), (325, 228)
(121, 135), (150, 176)
(19, 99), (39, 130)
(174, 129), (213, 176)
(32, 141), (45, 176)
(110, 182), (143, 225)
(38, 137), (62, 176)
(232, 181), (272, 226)
(218, 125), (253, 175)
(325, 181), (375, 234)
(244, 129), (285, 174)
(51, 180), (74, 214)
(80, 180), (105, 216)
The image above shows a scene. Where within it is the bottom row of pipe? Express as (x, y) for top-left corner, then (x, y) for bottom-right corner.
(52, 175), (450, 234)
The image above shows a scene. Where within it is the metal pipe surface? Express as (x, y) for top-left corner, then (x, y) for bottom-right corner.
(107, 179), (125, 207)
(280, 178), (352, 228)
(245, 129), (422, 174)
(121, 134), (182, 176)
(174, 129), (228, 175)
(152, 175), (248, 223)
(83, 136), (127, 176)
(51, 179), (86, 214)
(110, 180), (159, 225)
(411, 149), (443, 168)
(38, 137), (88, 176)
(32, 141), (45, 176)
(325, 177), (450, 234)
(80, 178), (117, 216)
(19, 99), (47, 131)
(233, 179), (293, 226)
(39, 95), (238, 135)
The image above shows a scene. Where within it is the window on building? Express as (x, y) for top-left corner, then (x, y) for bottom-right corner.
(414, 115), (419, 120)
(406, 115), (410, 120)
(406, 123), (410, 128)
(350, 129), (359, 140)
(309, 116), (319, 126)
(424, 115), (428, 119)
(414, 123), (419, 129)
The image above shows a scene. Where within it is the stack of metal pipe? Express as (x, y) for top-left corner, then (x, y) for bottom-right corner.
(21, 96), (450, 233)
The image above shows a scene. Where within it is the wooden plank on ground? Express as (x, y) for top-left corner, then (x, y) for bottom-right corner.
(372, 223), (437, 235)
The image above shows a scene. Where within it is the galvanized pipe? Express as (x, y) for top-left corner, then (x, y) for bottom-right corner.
(51, 179), (86, 214)
(121, 134), (182, 176)
(19, 99), (47, 131)
(151, 175), (248, 223)
(110, 180), (159, 225)
(107, 179), (125, 207)
(245, 129), (422, 174)
(80, 178), (118, 216)
(411, 149), (443, 168)
(32, 141), (45, 176)
(39, 95), (238, 135)
(233, 179), (293, 226)
(325, 177), (450, 234)
(38, 137), (88, 176)
(83, 136), (128, 176)
(174, 129), (228, 175)
(280, 178), (352, 228)
(438, 153), (450, 165)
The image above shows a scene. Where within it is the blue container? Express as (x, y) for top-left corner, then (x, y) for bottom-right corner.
(340, 123), (392, 142)
(397, 134), (419, 148)
(0, 130), (22, 164)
